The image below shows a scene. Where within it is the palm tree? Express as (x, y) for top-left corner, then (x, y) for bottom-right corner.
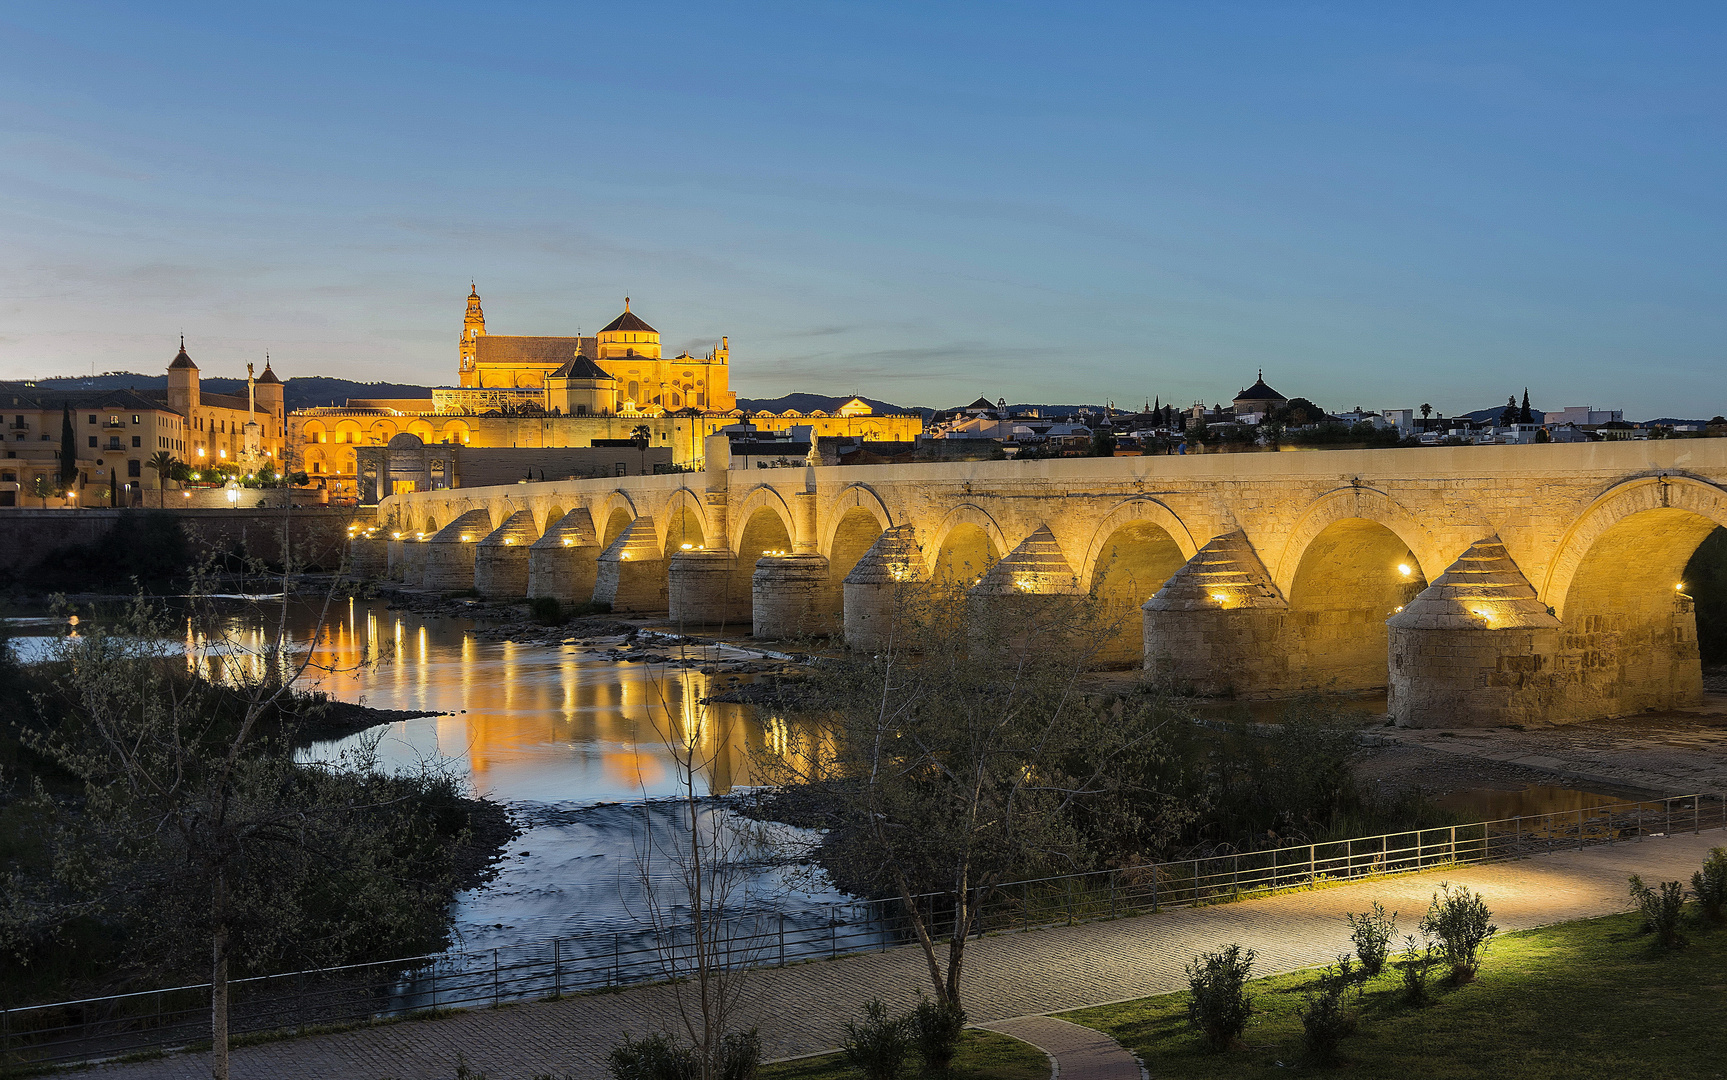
(1420, 403), (1432, 421)
(147, 451), (176, 491)
(630, 424), (652, 475)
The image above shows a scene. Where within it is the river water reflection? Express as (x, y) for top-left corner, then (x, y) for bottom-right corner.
(279, 598), (850, 960)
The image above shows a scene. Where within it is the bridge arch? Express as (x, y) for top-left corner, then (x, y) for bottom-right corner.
(596, 490), (640, 550)
(728, 484), (798, 555)
(1535, 475), (1727, 718)
(538, 503), (568, 536)
(1272, 486), (1444, 599)
(659, 487), (712, 552)
(1274, 486), (1438, 692)
(929, 504), (1008, 584)
(1541, 475), (1727, 618)
(1080, 499), (1197, 664)
(820, 484), (894, 560)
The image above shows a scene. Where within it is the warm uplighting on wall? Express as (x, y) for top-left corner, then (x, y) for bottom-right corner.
(1397, 563), (1413, 577)
(561, 538), (573, 546)
(503, 538), (515, 545)
(460, 534), (472, 542)
(681, 543), (694, 550)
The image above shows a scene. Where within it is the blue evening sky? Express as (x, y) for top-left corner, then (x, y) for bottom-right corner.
(1, 2), (1723, 417)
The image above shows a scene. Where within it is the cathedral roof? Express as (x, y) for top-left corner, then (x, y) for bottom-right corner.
(1234, 372), (1284, 402)
(600, 310), (657, 335)
(549, 354), (614, 381)
(474, 336), (590, 365)
(169, 339), (197, 370)
(255, 360), (282, 385)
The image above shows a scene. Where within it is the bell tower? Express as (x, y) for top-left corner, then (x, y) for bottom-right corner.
(459, 284), (486, 387)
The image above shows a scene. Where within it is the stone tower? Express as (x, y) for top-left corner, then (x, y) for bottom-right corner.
(460, 284), (486, 386)
(167, 337), (200, 412)
(255, 356), (285, 445)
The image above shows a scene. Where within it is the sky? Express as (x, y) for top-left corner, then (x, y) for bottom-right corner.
(2, 2), (1724, 418)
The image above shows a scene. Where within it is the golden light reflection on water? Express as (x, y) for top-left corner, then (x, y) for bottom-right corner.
(261, 599), (831, 803)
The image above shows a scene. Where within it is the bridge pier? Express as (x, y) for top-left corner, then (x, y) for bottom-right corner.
(668, 550), (752, 628)
(968, 525), (1086, 656)
(753, 554), (835, 639)
(474, 510), (538, 597)
(347, 531), (388, 580)
(1142, 533), (1292, 696)
(421, 509), (494, 592)
(395, 537), (429, 585)
(595, 515), (665, 613)
(528, 508), (601, 605)
(1387, 537), (1564, 727)
(842, 525), (927, 650)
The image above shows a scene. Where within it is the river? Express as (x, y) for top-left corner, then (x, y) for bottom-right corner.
(12, 596), (857, 970)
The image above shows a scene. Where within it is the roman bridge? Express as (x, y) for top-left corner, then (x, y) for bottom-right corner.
(356, 435), (1727, 727)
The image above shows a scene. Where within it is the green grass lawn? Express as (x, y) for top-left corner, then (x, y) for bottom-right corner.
(759, 1029), (1049, 1080)
(1063, 910), (1727, 1078)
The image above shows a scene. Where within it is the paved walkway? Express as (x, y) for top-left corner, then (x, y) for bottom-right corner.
(85, 828), (1725, 1080)
(981, 1016), (1136, 1080)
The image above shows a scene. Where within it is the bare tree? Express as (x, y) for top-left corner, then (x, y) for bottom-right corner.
(624, 659), (773, 1080)
(20, 521), (449, 1080)
(757, 578), (1175, 1009)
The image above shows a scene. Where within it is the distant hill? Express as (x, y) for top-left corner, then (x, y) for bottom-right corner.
(27, 373), (437, 412)
(736, 392), (921, 416)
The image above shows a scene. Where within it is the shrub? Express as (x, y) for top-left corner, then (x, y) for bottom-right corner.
(1297, 964), (1357, 1064)
(1185, 944), (1256, 1051)
(1693, 846), (1727, 922)
(1346, 901), (1398, 976)
(528, 596), (566, 625)
(1629, 875), (1688, 951)
(607, 1032), (698, 1080)
(911, 998), (967, 1074)
(841, 999), (912, 1080)
(1398, 935), (1439, 1006)
(1420, 883), (1497, 984)
(717, 1028), (762, 1080)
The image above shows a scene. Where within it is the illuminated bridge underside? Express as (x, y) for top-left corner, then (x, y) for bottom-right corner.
(367, 439), (1727, 728)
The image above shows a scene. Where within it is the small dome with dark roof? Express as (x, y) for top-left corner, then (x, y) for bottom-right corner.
(255, 360), (282, 385)
(600, 309), (658, 335)
(549, 354), (614, 381)
(169, 338), (198, 370)
(1233, 371), (1284, 402)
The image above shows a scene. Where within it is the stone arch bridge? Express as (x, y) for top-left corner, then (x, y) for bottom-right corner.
(356, 436), (1727, 728)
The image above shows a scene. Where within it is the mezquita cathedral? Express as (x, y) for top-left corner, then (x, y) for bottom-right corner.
(292, 288), (921, 501)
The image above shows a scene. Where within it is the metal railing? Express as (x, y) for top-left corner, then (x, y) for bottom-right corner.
(3, 793), (1721, 1070)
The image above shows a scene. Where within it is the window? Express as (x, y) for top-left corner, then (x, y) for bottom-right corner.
(1, 470), (13, 481)
(127, 460), (141, 477)
(132, 414), (140, 424)
(87, 415), (95, 424)
(88, 435), (97, 448)
(131, 436), (141, 447)
(615, 462), (627, 477)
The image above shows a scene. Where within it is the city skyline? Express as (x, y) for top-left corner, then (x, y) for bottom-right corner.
(3, 3), (1725, 417)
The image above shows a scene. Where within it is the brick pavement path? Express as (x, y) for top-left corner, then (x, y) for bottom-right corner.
(84, 829), (1725, 1080)
(980, 1016), (1135, 1080)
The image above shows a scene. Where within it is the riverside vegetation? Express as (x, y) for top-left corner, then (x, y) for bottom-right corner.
(0, 577), (512, 1078)
(740, 580), (1455, 1014)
